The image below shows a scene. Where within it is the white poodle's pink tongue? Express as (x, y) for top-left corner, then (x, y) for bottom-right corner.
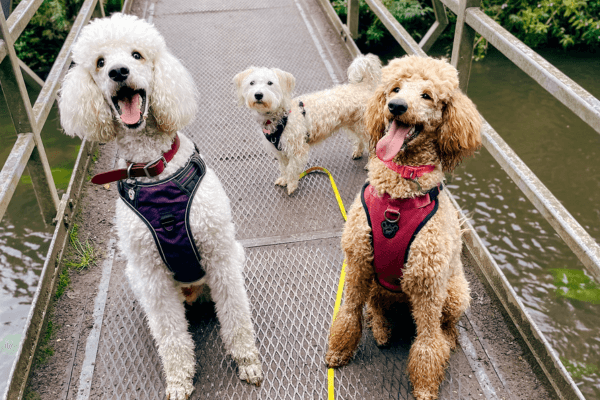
(376, 120), (412, 161)
(118, 93), (141, 125)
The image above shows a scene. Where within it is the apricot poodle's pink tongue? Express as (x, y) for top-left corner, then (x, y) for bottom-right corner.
(376, 120), (411, 161)
(118, 93), (141, 125)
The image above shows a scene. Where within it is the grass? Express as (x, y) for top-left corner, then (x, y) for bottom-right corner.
(55, 223), (98, 300)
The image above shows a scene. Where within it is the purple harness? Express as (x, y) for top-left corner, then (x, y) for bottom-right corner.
(118, 154), (206, 283)
(361, 182), (442, 292)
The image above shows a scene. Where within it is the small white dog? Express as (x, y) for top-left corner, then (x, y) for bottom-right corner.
(59, 14), (262, 399)
(234, 54), (381, 194)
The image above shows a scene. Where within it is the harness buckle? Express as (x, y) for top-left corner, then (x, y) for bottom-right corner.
(144, 156), (168, 178)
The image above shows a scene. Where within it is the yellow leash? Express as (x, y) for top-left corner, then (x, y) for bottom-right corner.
(299, 167), (347, 400)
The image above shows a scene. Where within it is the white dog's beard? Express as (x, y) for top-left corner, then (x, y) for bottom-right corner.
(248, 98), (273, 112)
(111, 86), (147, 128)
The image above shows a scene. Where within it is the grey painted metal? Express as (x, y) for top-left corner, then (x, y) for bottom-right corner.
(6, 0), (43, 43)
(0, 133), (34, 222)
(449, 192), (585, 400)
(3, 140), (97, 400)
(18, 59), (43, 88)
(347, 0), (359, 38)
(479, 117), (600, 283)
(450, 0), (480, 93)
(76, 240), (115, 400)
(314, 0), (361, 57)
(0, 0), (43, 63)
(0, 8), (59, 224)
(457, 329), (498, 399)
(364, 0), (427, 57)
(418, 0), (449, 53)
(465, 7), (600, 135)
(33, 0), (99, 132)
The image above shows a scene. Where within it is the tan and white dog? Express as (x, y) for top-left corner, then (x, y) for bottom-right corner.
(234, 54), (381, 194)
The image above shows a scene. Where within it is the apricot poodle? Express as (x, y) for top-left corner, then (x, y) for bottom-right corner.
(325, 55), (482, 400)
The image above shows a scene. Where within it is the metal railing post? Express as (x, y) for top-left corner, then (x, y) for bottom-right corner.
(0, 8), (59, 223)
(347, 0), (359, 38)
(450, 0), (480, 93)
(419, 0), (449, 53)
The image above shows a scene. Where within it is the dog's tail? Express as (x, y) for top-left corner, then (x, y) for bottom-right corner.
(347, 53), (382, 88)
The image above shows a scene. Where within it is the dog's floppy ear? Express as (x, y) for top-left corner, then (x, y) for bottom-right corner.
(364, 85), (388, 151)
(233, 68), (254, 105)
(273, 68), (295, 96)
(58, 64), (116, 142)
(151, 50), (197, 134)
(438, 90), (482, 172)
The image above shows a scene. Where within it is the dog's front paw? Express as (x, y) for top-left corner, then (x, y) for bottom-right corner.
(351, 150), (363, 159)
(325, 348), (353, 368)
(286, 181), (298, 195)
(238, 357), (263, 386)
(274, 176), (287, 186)
(165, 377), (194, 400)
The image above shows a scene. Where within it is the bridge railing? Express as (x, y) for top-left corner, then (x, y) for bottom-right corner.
(0, 1), (127, 399)
(315, 0), (600, 399)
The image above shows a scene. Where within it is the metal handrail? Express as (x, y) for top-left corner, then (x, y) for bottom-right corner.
(0, 1), (105, 398)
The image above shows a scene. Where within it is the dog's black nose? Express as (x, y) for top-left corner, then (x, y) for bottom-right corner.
(254, 92), (263, 100)
(108, 65), (130, 82)
(388, 99), (408, 116)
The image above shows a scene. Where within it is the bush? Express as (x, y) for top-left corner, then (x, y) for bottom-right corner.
(13, 0), (123, 79)
(330, 0), (600, 59)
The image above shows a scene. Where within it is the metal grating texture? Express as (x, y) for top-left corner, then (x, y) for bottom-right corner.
(85, 0), (486, 398)
(151, 0), (369, 241)
(89, 239), (479, 399)
(89, 254), (166, 399)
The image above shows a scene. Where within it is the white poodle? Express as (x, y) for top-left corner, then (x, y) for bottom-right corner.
(58, 13), (262, 399)
(234, 54), (382, 194)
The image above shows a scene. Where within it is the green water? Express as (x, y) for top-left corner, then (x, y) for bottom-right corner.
(451, 47), (600, 397)
(0, 86), (81, 388)
(0, 48), (599, 396)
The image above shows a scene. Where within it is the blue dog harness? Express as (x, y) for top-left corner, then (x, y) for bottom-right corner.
(117, 153), (206, 283)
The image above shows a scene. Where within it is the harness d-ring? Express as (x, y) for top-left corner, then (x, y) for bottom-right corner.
(384, 208), (401, 223)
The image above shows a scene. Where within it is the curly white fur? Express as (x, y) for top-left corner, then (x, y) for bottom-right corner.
(234, 54), (382, 194)
(58, 14), (262, 399)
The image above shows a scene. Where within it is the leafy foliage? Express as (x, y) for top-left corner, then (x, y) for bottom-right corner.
(13, 0), (123, 79)
(330, 0), (599, 59)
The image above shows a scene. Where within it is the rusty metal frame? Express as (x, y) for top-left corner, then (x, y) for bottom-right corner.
(314, 0), (598, 399)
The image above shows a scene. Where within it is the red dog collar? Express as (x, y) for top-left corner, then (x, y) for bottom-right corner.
(91, 134), (180, 185)
(378, 157), (435, 179)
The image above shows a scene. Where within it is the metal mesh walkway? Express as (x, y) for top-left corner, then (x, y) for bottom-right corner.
(85, 0), (515, 398)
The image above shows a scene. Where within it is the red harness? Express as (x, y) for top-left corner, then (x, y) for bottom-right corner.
(361, 182), (442, 292)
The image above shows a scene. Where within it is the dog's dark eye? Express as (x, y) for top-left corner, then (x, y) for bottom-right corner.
(392, 87), (400, 93)
(132, 51), (142, 60)
(267, 81), (273, 85)
(421, 93), (432, 100)
(250, 81), (255, 86)
(97, 58), (104, 68)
